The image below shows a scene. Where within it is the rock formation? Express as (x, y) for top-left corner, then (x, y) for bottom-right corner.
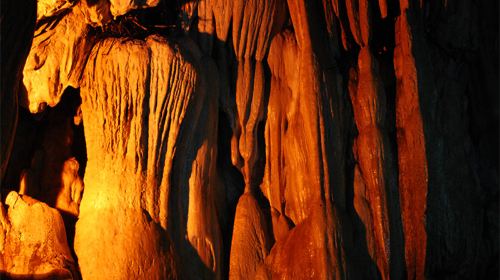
(0, 192), (77, 278)
(1, 0), (498, 279)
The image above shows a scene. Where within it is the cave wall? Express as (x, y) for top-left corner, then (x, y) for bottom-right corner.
(0, 0), (498, 279)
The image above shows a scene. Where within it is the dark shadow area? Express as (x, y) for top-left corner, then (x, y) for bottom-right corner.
(58, 209), (82, 280)
(3, 87), (85, 279)
(0, 270), (73, 280)
(2, 106), (41, 198)
(403, 0), (499, 278)
(167, 25), (275, 278)
(91, 1), (182, 40)
(168, 57), (220, 278)
(43, 88), (85, 280)
(216, 109), (245, 279)
(309, 0), (382, 277)
(371, 1), (406, 278)
(0, 0), (36, 193)
(251, 60), (271, 191)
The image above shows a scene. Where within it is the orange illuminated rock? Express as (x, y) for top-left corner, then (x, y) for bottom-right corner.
(22, 3), (94, 113)
(394, 7), (428, 279)
(109, 0), (159, 17)
(262, 204), (343, 279)
(350, 43), (391, 280)
(229, 192), (273, 279)
(55, 158), (84, 216)
(74, 35), (222, 279)
(36, 0), (73, 21)
(229, 0), (286, 190)
(0, 192), (77, 279)
(81, 0), (112, 26)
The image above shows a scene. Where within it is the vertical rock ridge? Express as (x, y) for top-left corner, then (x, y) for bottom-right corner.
(394, 4), (428, 278)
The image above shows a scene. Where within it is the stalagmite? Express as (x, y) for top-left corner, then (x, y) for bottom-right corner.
(0, 192), (77, 278)
(74, 35), (223, 279)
